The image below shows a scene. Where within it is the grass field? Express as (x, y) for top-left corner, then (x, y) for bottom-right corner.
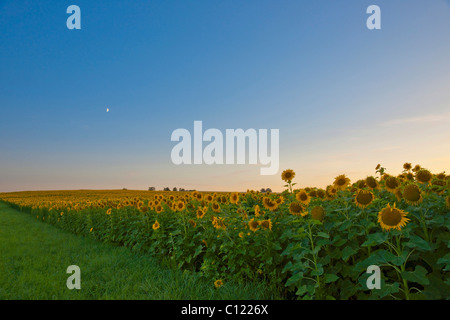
(0, 202), (277, 300)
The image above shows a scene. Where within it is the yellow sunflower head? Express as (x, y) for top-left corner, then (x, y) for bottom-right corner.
(354, 189), (375, 209)
(415, 169), (432, 184)
(152, 220), (160, 230)
(196, 207), (206, 219)
(229, 192), (239, 204)
(403, 162), (412, 171)
(214, 279), (224, 288)
(311, 206), (326, 222)
(316, 189), (326, 199)
(289, 202), (307, 216)
(365, 176), (379, 189)
(259, 219), (272, 231)
(262, 197), (279, 211)
(211, 201), (221, 213)
(385, 176), (400, 192)
(412, 164), (421, 172)
(281, 169), (296, 182)
(378, 203), (410, 231)
(254, 204), (261, 217)
(356, 180), (367, 189)
(155, 204), (163, 213)
(402, 184), (423, 206)
(295, 190), (311, 205)
(248, 218), (259, 232)
(176, 200), (186, 211)
(333, 174), (351, 190)
(436, 172), (446, 180)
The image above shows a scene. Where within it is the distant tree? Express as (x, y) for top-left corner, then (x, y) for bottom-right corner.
(173, 187), (178, 192)
(265, 188), (272, 193)
(260, 188), (266, 193)
(122, 188), (127, 190)
(163, 187), (170, 191)
(179, 188), (185, 192)
(148, 187), (155, 191)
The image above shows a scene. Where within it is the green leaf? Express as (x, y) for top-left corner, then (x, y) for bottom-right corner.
(295, 285), (308, 296)
(361, 232), (388, 247)
(341, 246), (358, 261)
(437, 253), (450, 271)
(193, 245), (203, 257)
(317, 232), (329, 239)
(404, 235), (432, 251)
(285, 272), (303, 287)
(401, 266), (430, 286)
(324, 274), (339, 283)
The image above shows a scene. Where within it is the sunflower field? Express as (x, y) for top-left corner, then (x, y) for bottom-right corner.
(1, 163), (449, 300)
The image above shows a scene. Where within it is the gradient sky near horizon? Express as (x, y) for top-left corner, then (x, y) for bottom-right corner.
(1, 0), (450, 193)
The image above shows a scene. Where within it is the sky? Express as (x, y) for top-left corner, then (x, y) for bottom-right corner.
(1, 0), (449, 193)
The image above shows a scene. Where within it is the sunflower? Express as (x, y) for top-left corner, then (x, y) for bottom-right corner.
(152, 220), (160, 230)
(365, 176), (379, 189)
(230, 192), (239, 204)
(326, 186), (338, 198)
(436, 172), (446, 180)
(295, 190), (311, 205)
(248, 218), (259, 232)
(316, 189), (326, 199)
(106, 208), (112, 215)
(356, 180), (366, 189)
(176, 200), (186, 211)
(196, 207), (206, 219)
(333, 174), (351, 190)
(254, 204), (261, 217)
(309, 189), (317, 197)
(214, 280), (224, 288)
(259, 219), (273, 231)
(211, 201), (221, 213)
(289, 202), (306, 216)
(402, 184), (423, 205)
(281, 169), (295, 182)
(378, 203), (410, 231)
(188, 219), (196, 228)
(415, 169), (432, 184)
(155, 204), (163, 213)
(412, 164), (421, 172)
(376, 164), (381, 170)
(354, 189), (375, 209)
(205, 194), (214, 202)
(403, 162), (412, 171)
(394, 188), (403, 202)
(311, 206), (325, 222)
(219, 195), (228, 204)
(262, 197), (278, 211)
(212, 216), (226, 230)
(385, 176), (400, 192)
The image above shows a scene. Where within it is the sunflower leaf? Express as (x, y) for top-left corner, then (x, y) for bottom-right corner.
(401, 266), (430, 286)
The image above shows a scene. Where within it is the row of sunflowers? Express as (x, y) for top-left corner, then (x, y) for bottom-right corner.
(1, 163), (449, 299)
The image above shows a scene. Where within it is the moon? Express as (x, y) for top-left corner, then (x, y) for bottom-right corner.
(106, 108), (109, 112)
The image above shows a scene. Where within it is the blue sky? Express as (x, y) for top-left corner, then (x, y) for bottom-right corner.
(1, 0), (450, 192)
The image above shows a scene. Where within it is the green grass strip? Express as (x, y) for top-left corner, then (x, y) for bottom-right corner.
(0, 202), (277, 300)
